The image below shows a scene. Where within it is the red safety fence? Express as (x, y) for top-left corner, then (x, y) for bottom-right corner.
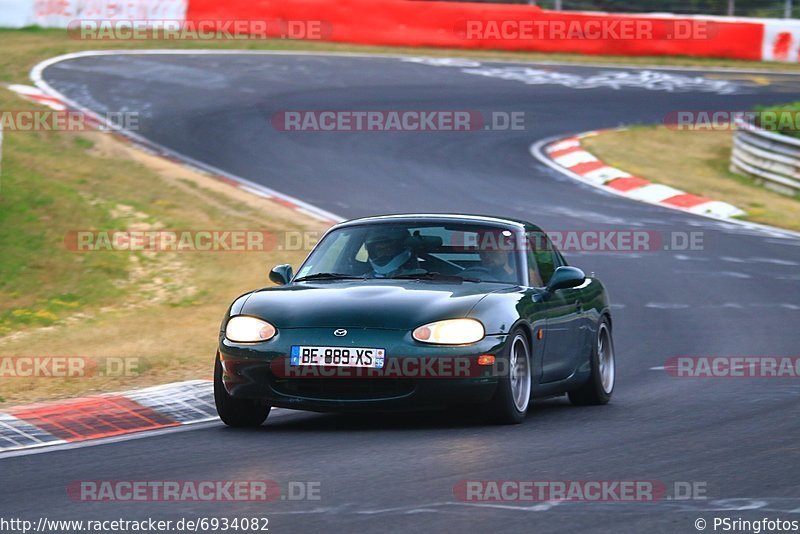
(186, 0), (768, 61)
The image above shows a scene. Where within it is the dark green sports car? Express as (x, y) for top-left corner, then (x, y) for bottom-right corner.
(215, 214), (615, 426)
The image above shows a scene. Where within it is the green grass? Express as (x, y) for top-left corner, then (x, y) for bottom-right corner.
(755, 101), (800, 139)
(0, 28), (332, 404)
(0, 130), (131, 334)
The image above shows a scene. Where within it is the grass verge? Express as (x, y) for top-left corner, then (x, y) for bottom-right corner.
(756, 101), (800, 139)
(0, 125), (328, 406)
(0, 32), (337, 406)
(582, 127), (800, 231)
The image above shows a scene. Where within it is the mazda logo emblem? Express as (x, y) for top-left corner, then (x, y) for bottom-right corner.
(334, 329), (348, 337)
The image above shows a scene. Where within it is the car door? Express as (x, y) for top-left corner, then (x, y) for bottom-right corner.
(526, 231), (583, 383)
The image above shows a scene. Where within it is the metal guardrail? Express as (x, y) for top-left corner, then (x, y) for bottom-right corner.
(730, 121), (800, 196)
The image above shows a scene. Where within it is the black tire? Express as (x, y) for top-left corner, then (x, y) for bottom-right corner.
(214, 353), (270, 427)
(485, 329), (532, 425)
(568, 317), (615, 406)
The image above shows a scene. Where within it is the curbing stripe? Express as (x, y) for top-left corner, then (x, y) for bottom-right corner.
(0, 380), (219, 453)
(686, 200), (748, 218)
(124, 380), (217, 425)
(661, 193), (713, 208)
(6, 84), (68, 111)
(0, 413), (66, 450)
(581, 165), (631, 185)
(625, 183), (686, 203)
(567, 160), (607, 176)
(548, 145), (584, 158)
(9, 396), (179, 442)
(552, 150), (598, 168)
(539, 130), (746, 219)
(606, 176), (652, 191)
(0, 380), (296, 455)
(546, 138), (581, 153)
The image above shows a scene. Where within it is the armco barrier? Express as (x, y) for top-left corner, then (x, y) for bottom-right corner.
(0, 0), (799, 62)
(731, 120), (800, 195)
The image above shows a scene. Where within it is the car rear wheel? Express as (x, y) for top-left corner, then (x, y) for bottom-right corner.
(486, 329), (531, 424)
(214, 353), (271, 427)
(568, 317), (615, 406)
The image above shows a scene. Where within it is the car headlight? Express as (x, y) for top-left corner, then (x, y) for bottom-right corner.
(225, 316), (277, 343)
(412, 319), (485, 345)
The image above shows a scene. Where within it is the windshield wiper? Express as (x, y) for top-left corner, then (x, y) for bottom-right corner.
(293, 272), (366, 282)
(389, 272), (480, 283)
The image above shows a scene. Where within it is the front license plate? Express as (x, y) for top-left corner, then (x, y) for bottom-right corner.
(290, 346), (385, 369)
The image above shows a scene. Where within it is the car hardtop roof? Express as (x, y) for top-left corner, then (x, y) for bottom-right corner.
(332, 213), (542, 232)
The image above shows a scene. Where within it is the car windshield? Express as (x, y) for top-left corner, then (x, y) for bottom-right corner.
(294, 221), (524, 285)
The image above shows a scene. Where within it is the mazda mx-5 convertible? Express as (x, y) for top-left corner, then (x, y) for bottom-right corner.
(215, 214), (615, 426)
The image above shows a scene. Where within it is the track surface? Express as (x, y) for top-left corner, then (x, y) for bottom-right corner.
(3, 53), (800, 533)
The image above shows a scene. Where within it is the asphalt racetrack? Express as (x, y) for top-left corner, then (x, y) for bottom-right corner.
(3, 52), (800, 533)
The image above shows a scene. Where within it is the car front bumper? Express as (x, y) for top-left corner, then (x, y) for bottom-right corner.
(218, 327), (508, 412)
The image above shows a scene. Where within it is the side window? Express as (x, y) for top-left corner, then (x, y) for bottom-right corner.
(528, 232), (559, 285)
(526, 247), (543, 287)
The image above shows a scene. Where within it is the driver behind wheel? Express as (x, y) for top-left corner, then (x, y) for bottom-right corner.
(462, 230), (520, 283)
(479, 248), (515, 281)
(365, 227), (419, 277)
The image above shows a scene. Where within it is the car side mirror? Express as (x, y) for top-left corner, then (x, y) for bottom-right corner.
(546, 266), (585, 292)
(269, 264), (293, 286)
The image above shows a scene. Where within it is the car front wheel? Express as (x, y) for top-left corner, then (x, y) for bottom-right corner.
(568, 317), (615, 406)
(214, 353), (271, 427)
(486, 329), (531, 424)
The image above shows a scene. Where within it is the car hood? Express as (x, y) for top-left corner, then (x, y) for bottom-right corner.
(238, 281), (506, 330)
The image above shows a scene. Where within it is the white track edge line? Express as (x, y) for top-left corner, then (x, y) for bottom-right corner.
(26, 48), (800, 75)
(29, 52), (345, 224)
